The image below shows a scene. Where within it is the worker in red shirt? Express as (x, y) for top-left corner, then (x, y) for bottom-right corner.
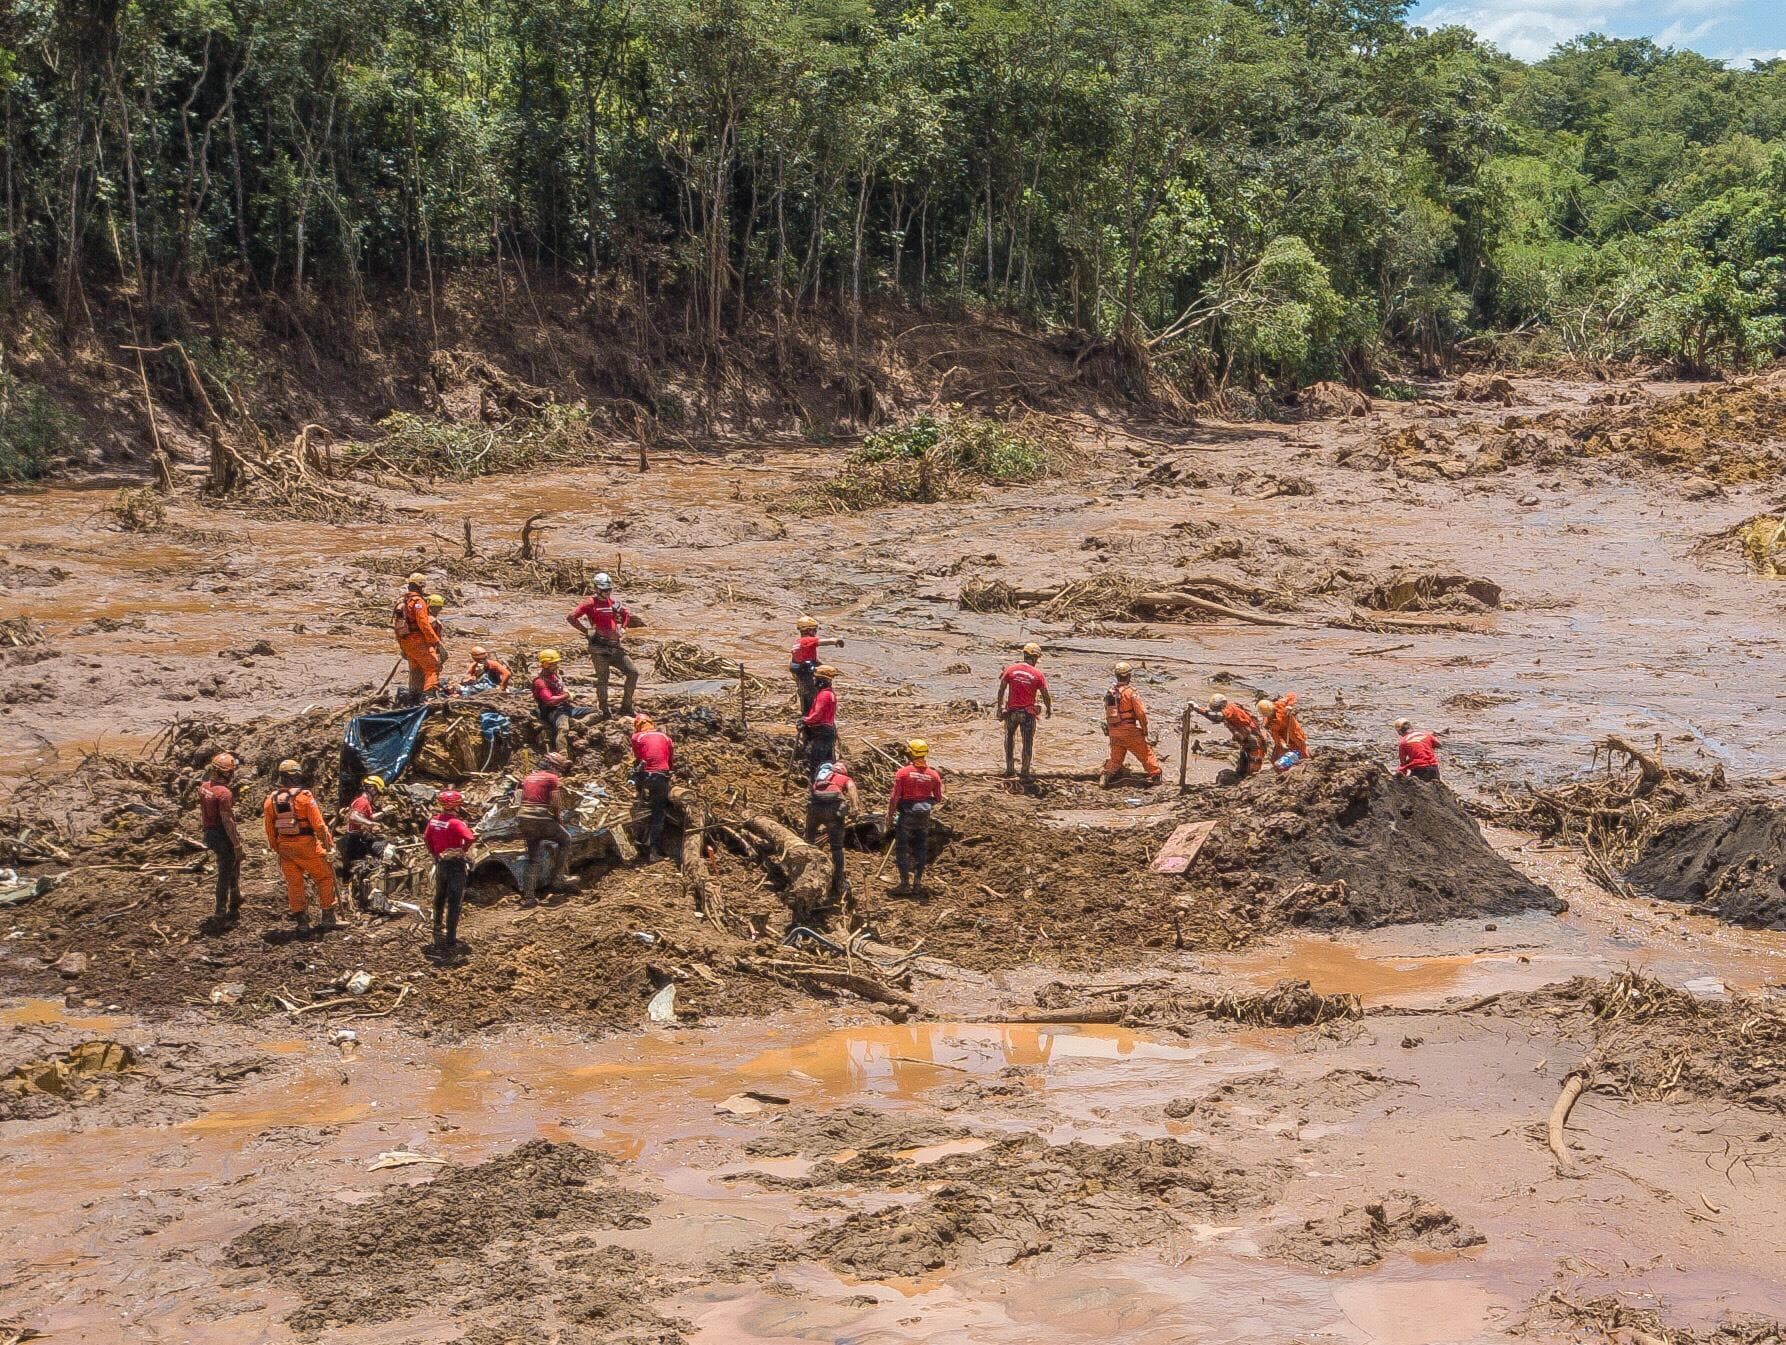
(884, 740), (944, 897)
(262, 759), (338, 934)
(197, 752), (243, 925)
(1199, 695), (1267, 784)
(531, 649), (576, 753)
(425, 789), (476, 954)
(630, 714), (676, 861)
(393, 573), (444, 704)
(516, 752), (576, 903)
(798, 664), (839, 779)
(1256, 695), (1309, 767)
(805, 760), (861, 903)
(459, 646), (511, 695)
(1395, 719), (1442, 781)
(1100, 663), (1162, 787)
(997, 643), (1052, 782)
(789, 615), (845, 712)
(565, 572), (637, 718)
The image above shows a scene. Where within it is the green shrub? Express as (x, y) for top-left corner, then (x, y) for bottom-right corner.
(802, 408), (1068, 511)
(0, 366), (74, 482)
(350, 404), (596, 478)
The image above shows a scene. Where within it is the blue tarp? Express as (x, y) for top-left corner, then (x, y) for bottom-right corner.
(342, 704), (430, 789)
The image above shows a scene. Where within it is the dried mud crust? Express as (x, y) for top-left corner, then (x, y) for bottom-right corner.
(226, 1139), (683, 1343)
(1180, 753), (1563, 942)
(1626, 797), (1786, 928)
(1493, 972), (1786, 1112)
(1161, 1067), (1411, 1135)
(770, 1135), (1283, 1277)
(0, 1025), (277, 1125)
(739, 1102), (969, 1157)
(1264, 1193), (1484, 1270)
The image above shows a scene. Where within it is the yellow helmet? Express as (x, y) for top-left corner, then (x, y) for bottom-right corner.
(538, 648), (562, 666)
(406, 572), (426, 587)
(277, 758), (302, 776)
(814, 664), (838, 679)
(1113, 662), (1133, 679)
(796, 615), (818, 632)
(908, 739), (929, 758)
(1256, 699), (1275, 717)
(1021, 642), (1041, 658)
(426, 593), (445, 609)
(362, 775), (387, 793)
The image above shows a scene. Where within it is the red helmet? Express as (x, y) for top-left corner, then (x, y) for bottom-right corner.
(437, 790), (464, 809)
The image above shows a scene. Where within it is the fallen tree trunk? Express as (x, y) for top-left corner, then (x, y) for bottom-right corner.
(741, 957), (920, 1009)
(1132, 591), (1301, 628)
(742, 814), (834, 924)
(1548, 1070), (1588, 1175)
(994, 1005), (1126, 1025)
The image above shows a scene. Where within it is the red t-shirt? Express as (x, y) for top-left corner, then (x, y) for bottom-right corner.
(891, 764), (944, 805)
(1399, 731), (1441, 772)
(791, 635), (821, 665)
(569, 594), (629, 641)
(197, 780), (234, 828)
(803, 686), (837, 728)
(812, 767), (853, 799)
(532, 672), (570, 708)
(344, 792), (377, 833)
(632, 730), (674, 772)
(1001, 663), (1048, 713)
(520, 770), (560, 806)
(425, 814), (476, 858)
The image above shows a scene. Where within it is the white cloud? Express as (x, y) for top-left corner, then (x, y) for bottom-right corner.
(1420, 0), (1745, 62)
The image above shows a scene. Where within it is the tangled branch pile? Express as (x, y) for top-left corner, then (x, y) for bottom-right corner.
(798, 409), (1072, 512)
(1536, 1290), (1786, 1345)
(348, 405), (599, 481)
(652, 641), (766, 691)
(1124, 979), (1362, 1033)
(0, 616), (44, 648)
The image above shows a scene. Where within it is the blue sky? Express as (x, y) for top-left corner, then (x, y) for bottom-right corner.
(1407, 0), (1786, 65)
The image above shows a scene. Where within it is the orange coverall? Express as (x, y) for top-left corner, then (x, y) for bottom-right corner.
(1221, 702), (1267, 777)
(263, 787), (337, 914)
(1103, 682), (1162, 780)
(395, 590), (442, 694)
(1262, 694), (1309, 759)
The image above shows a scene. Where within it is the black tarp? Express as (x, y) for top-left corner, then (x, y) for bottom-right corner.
(340, 704), (430, 799)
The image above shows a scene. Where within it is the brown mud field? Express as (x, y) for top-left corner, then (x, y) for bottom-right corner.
(5, 373), (1786, 1342)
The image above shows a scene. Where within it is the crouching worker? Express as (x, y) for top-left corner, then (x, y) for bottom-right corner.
(263, 759), (338, 934)
(197, 753), (243, 925)
(1199, 695), (1267, 784)
(1395, 719), (1442, 781)
(805, 760), (860, 904)
(459, 646), (511, 695)
(425, 789), (476, 954)
(337, 774), (387, 908)
(885, 740), (944, 898)
(517, 752), (577, 904)
(531, 649), (576, 753)
(630, 715), (676, 862)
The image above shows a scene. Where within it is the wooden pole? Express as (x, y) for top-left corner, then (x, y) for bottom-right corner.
(738, 662), (748, 728)
(1178, 706), (1192, 792)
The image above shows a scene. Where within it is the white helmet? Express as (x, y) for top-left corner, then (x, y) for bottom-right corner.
(814, 763), (835, 785)
(594, 572), (613, 591)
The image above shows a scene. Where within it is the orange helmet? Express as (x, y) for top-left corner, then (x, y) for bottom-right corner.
(209, 752), (238, 775)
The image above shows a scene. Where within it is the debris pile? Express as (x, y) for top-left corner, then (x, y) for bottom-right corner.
(1182, 753), (1562, 942)
(1627, 796), (1786, 927)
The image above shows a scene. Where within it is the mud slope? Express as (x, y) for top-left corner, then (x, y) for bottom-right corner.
(1627, 797), (1786, 928)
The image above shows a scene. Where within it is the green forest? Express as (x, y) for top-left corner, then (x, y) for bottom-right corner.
(6, 0), (1786, 386)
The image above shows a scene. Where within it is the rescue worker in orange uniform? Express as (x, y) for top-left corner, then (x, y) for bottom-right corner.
(1100, 663), (1162, 787)
(1199, 695), (1267, 783)
(393, 573), (444, 703)
(262, 758), (338, 933)
(1256, 695), (1309, 767)
(459, 645), (511, 695)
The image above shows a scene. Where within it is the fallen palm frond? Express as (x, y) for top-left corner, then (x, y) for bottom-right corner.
(653, 640), (766, 691)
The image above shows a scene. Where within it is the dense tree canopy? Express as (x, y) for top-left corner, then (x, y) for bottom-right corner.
(5, 0), (1786, 382)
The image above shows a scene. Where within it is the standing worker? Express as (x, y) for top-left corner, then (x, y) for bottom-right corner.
(789, 616), (845, 712)
(1199, 696), (1267, 783)
(997, 643), (1052, 781)
(566, 573), (637, 718)
(1100, 663), (1163, 787)
(424, 789), (476, 955)
(806, 760), (860, 904)
(262, 759), (338, 934)
(393, 573), (444, 704)
(798, 664), (839, 778)
(630, 714), (676, 861)
(885, 740), (944, 898)
(1395, 719), (1442, 781)
(531, 649), (576, 754)
(516, 752), (576, 903)
(1257, 695), (1309, 769)
(197, 753), (243, 926)
(459, 645), (511, 695)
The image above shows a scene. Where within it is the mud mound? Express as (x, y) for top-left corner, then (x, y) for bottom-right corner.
(227, 1140), (679, 1342)
(1360, 571), (1501, 613)
(1291, 380), (1373, 420)
(1626, 797), (1786, 928)
(1, 1039), (135, 1120)
(1162, 1067), (1408, 1133)
(1535, 1292), (1786, 1345)
(1501, 972), (1786, 1112)
(1123, 980), (1361, 1033)
(1579, 376), (1786, 482)
(798, 1135), (1279, 1276)
(1266, 1193), (1484, 1270)
(1454, 374), (1516, 406)
(741, 1103), (967, 1157)
(1183, 753), (1562, 940)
